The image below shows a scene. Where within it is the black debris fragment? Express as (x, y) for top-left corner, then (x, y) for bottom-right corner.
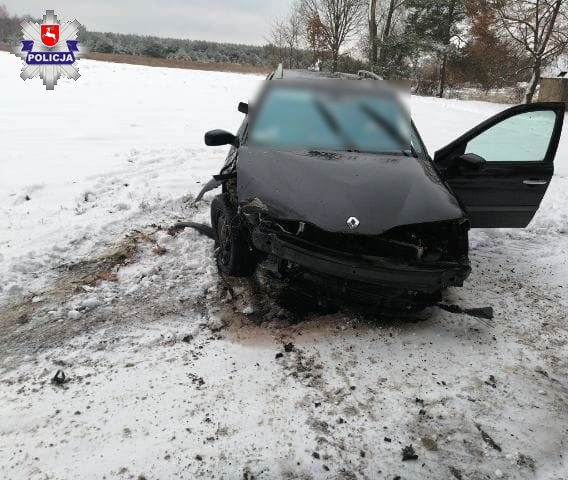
(438, 303), (494, 320)
(485, 375), (497, 388)
(517, 453), (536, 471)
(384, 437), (392, 443)
(275, 352), (284, 359)
(402, 445), (418, 461)
(464, 306), (494, 320)
(182, 335), (193, 343)
(476, 424), (502, 451)
(189, 374), (205, 387)
(449, 467), (463, 480)
(284, 342), (294, 353)
(312, 452), (320, 459)
(51, 369), (67, 386)
(168, 221), (215, 238)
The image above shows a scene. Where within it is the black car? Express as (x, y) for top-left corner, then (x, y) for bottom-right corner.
(201, 67), (565, 310)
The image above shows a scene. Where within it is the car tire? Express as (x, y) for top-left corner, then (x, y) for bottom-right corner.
(211, 194), (257, 277)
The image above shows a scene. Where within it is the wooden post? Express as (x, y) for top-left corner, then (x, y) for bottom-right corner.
(538, 78), (568, 106)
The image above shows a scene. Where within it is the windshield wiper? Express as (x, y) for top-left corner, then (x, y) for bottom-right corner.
(313, 99), (359, 152)
(359, 104), (417, 157)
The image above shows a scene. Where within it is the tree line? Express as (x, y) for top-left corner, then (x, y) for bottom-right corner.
(271, 0), (568, 102)
(0, 7), (275, 67)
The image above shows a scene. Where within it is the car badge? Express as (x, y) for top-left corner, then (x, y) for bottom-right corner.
(346, 217), (360, 230)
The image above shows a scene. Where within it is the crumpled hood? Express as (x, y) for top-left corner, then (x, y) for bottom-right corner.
(237, 147), (465, 235)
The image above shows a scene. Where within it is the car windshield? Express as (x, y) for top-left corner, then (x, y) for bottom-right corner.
(249, 86), (418, 155)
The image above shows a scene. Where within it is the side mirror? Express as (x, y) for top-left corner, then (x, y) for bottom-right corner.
(457, 152), (486, 169)
(238, 102), (249, 114)
(204, 129), (239, 147)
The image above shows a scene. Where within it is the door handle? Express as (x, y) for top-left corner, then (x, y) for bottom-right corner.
(523, 179), (548, 186)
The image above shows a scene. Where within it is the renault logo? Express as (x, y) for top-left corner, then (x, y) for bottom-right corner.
(346, 217), (360, 229)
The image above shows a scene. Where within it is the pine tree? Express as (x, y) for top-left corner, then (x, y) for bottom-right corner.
(406, 0), (466, 97)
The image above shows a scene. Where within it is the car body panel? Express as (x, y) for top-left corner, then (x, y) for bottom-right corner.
(237, 146), (465, 235)
(434, 102), (565, 228)
(252, 226), (471, 293)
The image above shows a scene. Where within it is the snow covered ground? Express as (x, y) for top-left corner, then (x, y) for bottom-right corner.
(1, 51), (568, 479)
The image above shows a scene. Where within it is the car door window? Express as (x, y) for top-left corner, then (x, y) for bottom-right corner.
(465, 110), (557, 162)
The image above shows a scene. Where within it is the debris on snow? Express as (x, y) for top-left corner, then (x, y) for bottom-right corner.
(449, 466), (463, 479)
(438, 303), (494, 320)
(152, 244), (167, 255)
(517, 453), (536, 471)
(51, 369), (67, 386)
(476, 424), (502, 452)
(485, 375), (497, 388)
(167, 221), (215, 239)
(402, 445), (418, 461)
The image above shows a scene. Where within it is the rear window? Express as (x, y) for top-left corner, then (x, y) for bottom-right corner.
(249, 86), (414, 155)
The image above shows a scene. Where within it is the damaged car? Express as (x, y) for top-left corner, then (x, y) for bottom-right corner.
(201, 67), (565, 311)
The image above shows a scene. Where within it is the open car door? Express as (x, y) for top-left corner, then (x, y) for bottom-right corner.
(434, 103), (565, 228)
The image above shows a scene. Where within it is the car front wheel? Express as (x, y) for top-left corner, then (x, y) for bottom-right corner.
(211, 195), (257, 277)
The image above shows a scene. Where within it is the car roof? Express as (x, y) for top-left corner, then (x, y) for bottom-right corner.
(267, 64), (383, 82)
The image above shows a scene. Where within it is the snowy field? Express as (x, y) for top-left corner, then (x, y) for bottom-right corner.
(1, 51), (568, 480)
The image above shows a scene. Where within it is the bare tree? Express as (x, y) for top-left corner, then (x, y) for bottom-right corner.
(367, 0), (407, 70)
(489, 0), (568, 103)
(368, 0), (378, 64)
(300, 0), (365, 71)
(269, 9), (303, 68)
(377, 0), (406, 65)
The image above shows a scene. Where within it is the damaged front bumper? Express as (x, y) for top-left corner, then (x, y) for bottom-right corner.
(252, 227), (471, 295)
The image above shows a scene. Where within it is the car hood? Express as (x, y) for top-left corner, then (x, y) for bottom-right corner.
(237, 146), (465, 235)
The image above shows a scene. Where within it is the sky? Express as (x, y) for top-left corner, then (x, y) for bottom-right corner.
(3, 0), (293, 45)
